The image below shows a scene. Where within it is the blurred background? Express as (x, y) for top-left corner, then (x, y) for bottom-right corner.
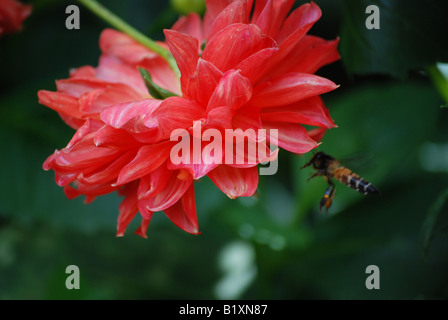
(1, 0), (448, 299)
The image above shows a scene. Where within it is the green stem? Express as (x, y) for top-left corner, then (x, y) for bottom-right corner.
(77, 0), (180, 78)
(427, 64), (448, 106)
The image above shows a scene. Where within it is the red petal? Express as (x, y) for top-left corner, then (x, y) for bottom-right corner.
(262, 121), (318, 154)
(99, 29), (179, 95)
(100, 99), (161, 133)
(64, 182), (117, 200)
(0, 0), (32, 35)
(66, 119), (102, 149)
(134, 217), (152, 238)
(147, 96), (205, 141)
(250, 73), (338, 108)
(96, 55), (149, 97)
(232, 106), (263, 132)
(255, 3), (324, 78)
(291, 37), (340, 74)
(116, 182), (139, 237)
(143, 170), (193, 212)
(203, 0), (253, 37)
(171, 13), (204, 44)
(275, 2), (322, 46)
(208, 165), (259, 199)
(70, 66), (96, 78)
(52, 135), (118, 171)
(207, 0), (249, 42)
(138, 164), (172, 200)
(307, 127), (327, 142)
(80, 151), (136, 185)
(164, 29), (199, 93)
(236, 47), (278, 84)
(138, 199), (154, 220)
(266, 36), (340, 77)
(202, 23), (276, 72)
(164, 184), (200, 234)
(260, 96), (336, 128)
(100, 29), (158, 63)
(186, 58), (223, 106)
(115, 141), (174, 185)
(167, 134), (221, 180)
(255, 0), (295, 38)
(206, 106), (233, 129)
(93, 126), (142, 149)
(37, 91), (83, 128)
(206, 70), (252, 113)
(56, 77), (141, 101)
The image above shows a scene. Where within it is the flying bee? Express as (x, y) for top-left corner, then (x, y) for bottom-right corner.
(301, 151), (380, 211)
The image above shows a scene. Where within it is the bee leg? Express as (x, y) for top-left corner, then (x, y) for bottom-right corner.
(319, 180), (336, 212)
(307, 172), (320, 182)
(301, 157), (315, 169)
(301, 162), (311, 169)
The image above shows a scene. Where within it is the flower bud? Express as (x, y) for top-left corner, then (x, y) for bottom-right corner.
(170, 0), (205, 15)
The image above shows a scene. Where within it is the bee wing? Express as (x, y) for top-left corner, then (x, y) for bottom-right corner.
(337, 151), (376, 171)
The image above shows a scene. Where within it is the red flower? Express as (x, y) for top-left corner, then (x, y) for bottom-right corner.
(0, 0), (31, 36)
(39, 0), (339, 237)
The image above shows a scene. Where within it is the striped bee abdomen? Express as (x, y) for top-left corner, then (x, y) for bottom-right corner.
(334, 167), (380, 195)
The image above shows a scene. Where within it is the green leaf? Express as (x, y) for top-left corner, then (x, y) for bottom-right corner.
(420, 188), (448, 255)
(340, 0), (448, 78)
(139, 68), (178, 99)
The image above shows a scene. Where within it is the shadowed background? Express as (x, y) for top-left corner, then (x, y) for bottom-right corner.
(1, 0), (448, 299)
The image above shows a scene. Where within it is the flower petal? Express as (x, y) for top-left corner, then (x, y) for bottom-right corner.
(116, 182), (139, 237)
(206, 69), (253, 113)
(96, 55), (149, 97)
(146, 96), (205, 141)
(164, 29), (199, 93)
(207, 0), (249, 41)
(134, 217), (152, 238)
(202, 23), (276, 72)
(208, 165), (259, 199)
(236, 47), (278, 84)
(264, 36), (340, 78)
(275, 2), (322, 46)
(254, 0), (295, 38)
(167, 136), (221, 180)
(37, 91), (83, 128)
(164, 184), (200, 234)
(171, 13), (204, 45)
(99, 29), (179, 95)
(93, 126), (142, 149)
(80, 151), (136, 185)
(143, 170), (193, 212)
(262, 121), (318, 154)
(260, 96), (336, 128)
(100, 99), (161, 133)
(186, 58), (223, 106)
(250, 73), (338, 108)
(64, 182), (117, 201)
(203, 0), (253, 37)
(115, 141), (174, 186)
(138, 164), (172, 200)
(100, 29), (159, 63)
(51, 135), (119, 172)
